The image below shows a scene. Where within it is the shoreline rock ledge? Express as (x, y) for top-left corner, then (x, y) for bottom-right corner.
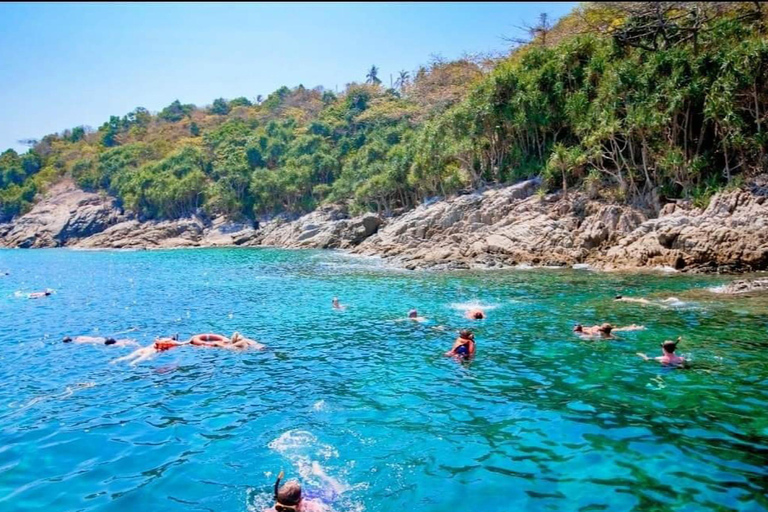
(1, 178), (768, 274)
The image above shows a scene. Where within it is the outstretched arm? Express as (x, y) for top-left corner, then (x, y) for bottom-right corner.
(614, 325), (646, 332)
(636, 352), (650, 361)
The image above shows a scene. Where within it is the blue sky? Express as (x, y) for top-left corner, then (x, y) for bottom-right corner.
(0, 2), (577, 152)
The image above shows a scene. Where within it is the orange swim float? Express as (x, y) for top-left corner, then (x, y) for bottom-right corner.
(190, 333), (228, 346)
(154, 340), (180, 351)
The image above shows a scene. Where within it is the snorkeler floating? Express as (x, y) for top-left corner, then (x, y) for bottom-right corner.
(111, 332), (265, 365)
(445, 329), (476, 359)
(28, 290), (53, 299)
(573, 323), (645, 338)
(266, 471), (327, 512)
(637, 337), (686, 366)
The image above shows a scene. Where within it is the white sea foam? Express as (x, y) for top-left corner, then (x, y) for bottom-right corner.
(572, 263), (592, 270)
(449, 300), (500, 312)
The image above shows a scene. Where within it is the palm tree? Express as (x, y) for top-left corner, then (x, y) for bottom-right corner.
(366, 65), (381, 85)
(394, 70), (410, 93)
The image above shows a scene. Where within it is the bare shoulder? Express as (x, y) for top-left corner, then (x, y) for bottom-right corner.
(302, 500), (329, 512)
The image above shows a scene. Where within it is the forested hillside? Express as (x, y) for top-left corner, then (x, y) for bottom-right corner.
(1, 2), (765, 223)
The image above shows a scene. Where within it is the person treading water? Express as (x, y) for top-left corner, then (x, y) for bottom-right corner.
(408, 309), (426, 322)
(63, 336), (139, 347)
(331, 297), (346, 310)
(445, 329), (476, 359)
(637, 337), (686, 366)
(265, 471), (327, 512)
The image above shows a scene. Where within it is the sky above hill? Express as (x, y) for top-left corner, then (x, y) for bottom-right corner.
(0, 2), (576, 152)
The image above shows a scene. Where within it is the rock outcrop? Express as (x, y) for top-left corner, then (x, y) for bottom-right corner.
(602, 190), (768, 272)
(254, 205), (382, 249)
(353, 179), (648, 270)
(711, 278), (768, 294)
(0, 181), (126, 248)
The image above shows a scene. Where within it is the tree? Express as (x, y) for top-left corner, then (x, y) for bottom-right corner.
(366, 65), (382, 85)
(229, 96), (252, 108)
(158, 100), (195, 122)
(190, 122), (201, 137)
(395, 70), (410, 93)
(505, 12), (554, 47)
(210, 98), (231, 115)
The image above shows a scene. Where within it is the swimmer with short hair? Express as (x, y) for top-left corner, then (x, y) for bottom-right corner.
(265, 471), (328, 512)
(637, 337), (686, 366)
(445, 329), (476, 359)
(465, 309), (486, 320)
(408, 309), (426, 322)
(28, 290), (52, 299)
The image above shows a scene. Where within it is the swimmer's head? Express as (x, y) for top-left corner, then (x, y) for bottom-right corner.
(599, 323), (613, 334)
(573, 324), (583, 333)
(45, 291), (52, 296)
(472, 310), (485, 319)
(275, 476), (302, 510)
(661, 338), (680, 354)
(615, 295), (623, 300)
(104, 337), (117, 346)
(62, 336), (73, 343)
(459, 329), (474, 341)
(408, 309), (418, 318)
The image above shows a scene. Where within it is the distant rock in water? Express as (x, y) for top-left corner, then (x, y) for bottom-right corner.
(711, 278), (768, 295)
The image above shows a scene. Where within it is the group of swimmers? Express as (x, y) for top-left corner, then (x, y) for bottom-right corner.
(61, 331), (265, 366)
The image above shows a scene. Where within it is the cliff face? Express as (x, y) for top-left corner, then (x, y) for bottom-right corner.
(2, 178), (767, 274)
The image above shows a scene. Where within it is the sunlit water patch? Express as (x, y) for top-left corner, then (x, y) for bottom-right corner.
(0, 248), (767, 511)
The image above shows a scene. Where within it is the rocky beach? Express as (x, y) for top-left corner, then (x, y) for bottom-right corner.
(3, 178), (768, 275)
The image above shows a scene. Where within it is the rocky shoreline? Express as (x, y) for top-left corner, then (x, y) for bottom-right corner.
(2, 178), (768, 275)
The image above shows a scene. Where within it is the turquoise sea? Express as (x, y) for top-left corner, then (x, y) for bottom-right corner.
(0, 248), (767, 511)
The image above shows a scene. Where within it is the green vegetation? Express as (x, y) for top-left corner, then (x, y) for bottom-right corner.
(1, 2), (765, 223)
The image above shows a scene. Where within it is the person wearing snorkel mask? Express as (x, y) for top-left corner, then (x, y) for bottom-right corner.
(265, 471), (327, 512)
(637, 337), (686, 366)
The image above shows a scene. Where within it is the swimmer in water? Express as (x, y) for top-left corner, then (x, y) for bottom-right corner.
(28, 290), (52, 299)
(111, 336), (184, 365)
(573, 323), (615, 338)
(614, 295), (652, 305)
(445, 329), (476, 359)
(465, 309), (486, 320)
(62, 336), (139, 347)
(228, 332), (266, 350)
(637, 337), (686, 366)
(266, 472), (328, 512)
(331, 297), (345, 310)
(408, 309), (427, 322)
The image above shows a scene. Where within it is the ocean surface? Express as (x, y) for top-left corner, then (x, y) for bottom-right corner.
(1, 248), (767, 512)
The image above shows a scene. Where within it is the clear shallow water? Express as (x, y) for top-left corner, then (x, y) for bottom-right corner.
(1, 248), (767, 512)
